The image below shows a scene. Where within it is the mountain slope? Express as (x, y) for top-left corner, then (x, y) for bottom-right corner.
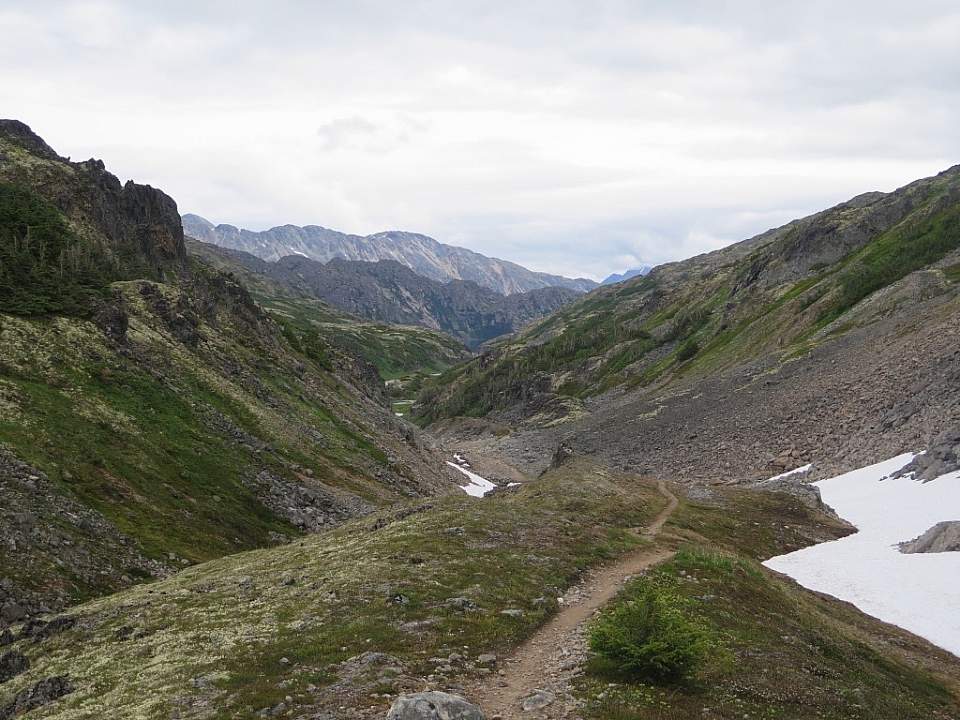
(0, 121), (458, 621)
(4, 459), (958, 720)
(417, 165), (960, 482)
(182, 213), (598, 295)
(189, 240), (580, 348)
(185, 238), (471, 379)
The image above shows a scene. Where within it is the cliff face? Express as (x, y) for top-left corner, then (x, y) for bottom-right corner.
(0, 120), (186, 280)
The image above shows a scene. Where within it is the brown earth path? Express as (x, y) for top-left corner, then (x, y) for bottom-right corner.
(471, 479), (679, 719)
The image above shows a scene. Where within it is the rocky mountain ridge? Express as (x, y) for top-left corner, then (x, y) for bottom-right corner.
(183, 213), (598, 295)
(417, 164), (960, 485)
(192, 241), (580, 348)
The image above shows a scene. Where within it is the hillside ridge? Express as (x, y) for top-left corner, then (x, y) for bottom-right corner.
(182, 212), (598, 295)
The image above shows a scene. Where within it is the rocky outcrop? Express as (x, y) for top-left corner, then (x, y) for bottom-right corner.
(899, 521), (960, 554)
(386, 692), (484, 720)
(0, 651), (28, 684)
(0, 676), (73, 719)
(0, 119), (187, 280)
(183, 214), (596, 295)
(892, 429), (960, 482)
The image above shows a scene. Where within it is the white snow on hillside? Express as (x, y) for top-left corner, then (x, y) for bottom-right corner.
(765, 452), (960, 656)
(764, 463), (813, 482)
(447, 458), (497, 498)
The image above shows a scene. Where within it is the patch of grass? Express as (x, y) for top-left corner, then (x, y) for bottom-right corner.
(818, 201), (960, 325)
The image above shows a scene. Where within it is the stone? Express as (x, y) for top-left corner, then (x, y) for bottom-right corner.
(521, 690), (555, 712)
(386, 691), (485, 720)
(476, 654), (497, 667)
(499, 609), (524, 618)
(0, 676), (73, 719)
(446, 597), (477, 611)
(0, 651), (29, 683)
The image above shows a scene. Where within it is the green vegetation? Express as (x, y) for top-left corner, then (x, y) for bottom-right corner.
(579, 490), (958, 720)
(0, 183), (113, 316)
(580, 545), (958, 720)
(417, 176), (960, 427)
(589, 581), (714, 682)
(0, 461), (667, 719)
(819, 201), (960, 324)
(258, 295), (469, 380)
(0, 276), (432, 604)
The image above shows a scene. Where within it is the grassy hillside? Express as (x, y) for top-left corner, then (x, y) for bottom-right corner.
(186, 238), (472, 379)
(415, 166), (960, 425)
(0, 122), (452, 616)
(3, 460), (956, 719)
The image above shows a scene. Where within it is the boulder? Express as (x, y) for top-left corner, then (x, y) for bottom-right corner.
(0, 651), (29, 683)
(386, 691), (484, 720)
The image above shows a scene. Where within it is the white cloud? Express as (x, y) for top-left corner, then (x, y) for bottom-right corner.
(1, 0), (957, 279)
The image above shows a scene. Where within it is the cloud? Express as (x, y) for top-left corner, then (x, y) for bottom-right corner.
(1, 0), (958, 279)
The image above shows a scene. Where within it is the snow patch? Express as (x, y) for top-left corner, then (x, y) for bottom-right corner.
(764, 452), (960, 656)
(764, 463), (813, 482)
(447, 458), (496, 498)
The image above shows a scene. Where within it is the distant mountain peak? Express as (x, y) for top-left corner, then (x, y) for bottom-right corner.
(600, 265), (653, 286)
(181, 214), (598, 296)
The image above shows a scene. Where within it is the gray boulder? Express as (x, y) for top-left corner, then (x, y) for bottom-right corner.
(386, 691), (484, 720)
(899, 521), (960, 553)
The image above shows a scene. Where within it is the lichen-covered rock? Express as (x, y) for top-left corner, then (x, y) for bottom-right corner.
(0, 650), (28, 683)
(0, 676), (73, 719)
(386, 692), (484, 720)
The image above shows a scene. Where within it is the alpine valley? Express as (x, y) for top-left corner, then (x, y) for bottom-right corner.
(1, 120), (959, 720)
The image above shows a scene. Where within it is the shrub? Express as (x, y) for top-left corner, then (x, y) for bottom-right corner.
(675, 339), (699, 364)
(589, 583), (713, 682)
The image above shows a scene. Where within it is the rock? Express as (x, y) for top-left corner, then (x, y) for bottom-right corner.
(549, 442), (575, 469)
(499, 609), (524, 618)
(0, 676), (73, 720)
(0, 602), (26, 625)
(446, 597), (477, 611)
(387, 692), (484, 720)
(0, 631), (11, 647)
(521, 690), (555, 712)
(899, 521), (960, 553)
(0, 651), (29, 683)
(476, 653), (497, 667)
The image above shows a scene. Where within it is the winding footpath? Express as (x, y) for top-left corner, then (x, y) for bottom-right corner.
(472, 479), (679, 719)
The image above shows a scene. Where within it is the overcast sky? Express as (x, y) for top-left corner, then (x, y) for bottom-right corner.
(2, 1), (958, 280)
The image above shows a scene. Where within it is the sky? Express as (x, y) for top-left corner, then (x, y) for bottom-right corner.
(2, 1), (958, 280)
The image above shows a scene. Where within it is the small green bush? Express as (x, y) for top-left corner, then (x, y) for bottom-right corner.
(675, 339), (699, 364)
(589, 583), (713, 682)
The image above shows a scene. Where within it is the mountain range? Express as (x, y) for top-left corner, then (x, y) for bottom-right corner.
(182, 213), (598, 296)
(190, 240), (580, 348)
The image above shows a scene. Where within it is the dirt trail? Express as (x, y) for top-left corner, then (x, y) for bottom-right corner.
(471, 479), (679, 719)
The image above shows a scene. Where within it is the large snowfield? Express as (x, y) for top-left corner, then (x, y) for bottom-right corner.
(764, 453), (960, 656)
